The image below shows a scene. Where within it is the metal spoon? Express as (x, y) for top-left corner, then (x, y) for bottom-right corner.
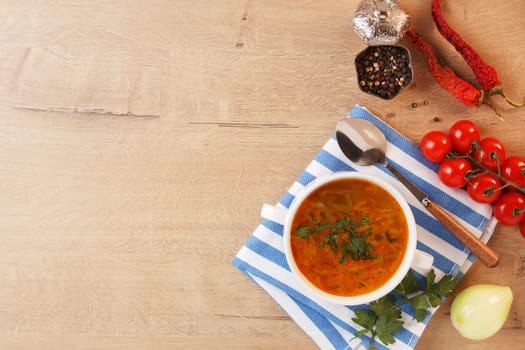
(335, 117), (500, 268)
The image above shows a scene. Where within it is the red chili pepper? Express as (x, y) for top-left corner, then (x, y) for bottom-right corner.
(405, 27), (484, 108)
(431, 0), (524, 107)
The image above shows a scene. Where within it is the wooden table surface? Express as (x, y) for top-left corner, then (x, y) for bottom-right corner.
(1, 1), (523, 349)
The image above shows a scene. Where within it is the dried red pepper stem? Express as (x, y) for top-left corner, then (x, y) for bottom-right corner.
(431, 0), (524, 107)
(487, 86), (525, 108)
(405, 27), (483, 108)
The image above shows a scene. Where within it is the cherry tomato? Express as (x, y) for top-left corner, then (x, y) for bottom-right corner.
(472, 137), (506, 171)
(438, 158), (472, 188)
(420, 130), (452, 163)
(493, 192), (525, 225)
(501, 156), (525, 189)
(466, 173), (502, 204)
(449, 120), (481, 154)
(520, 220), (525, 239)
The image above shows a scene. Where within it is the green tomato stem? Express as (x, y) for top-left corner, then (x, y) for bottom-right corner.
(452, 152), (525, 195)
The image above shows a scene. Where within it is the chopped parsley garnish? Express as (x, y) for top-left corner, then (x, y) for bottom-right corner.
(294, 212), (382, 262)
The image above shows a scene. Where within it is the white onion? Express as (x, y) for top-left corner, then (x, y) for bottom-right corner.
(450, 284), (513, 340)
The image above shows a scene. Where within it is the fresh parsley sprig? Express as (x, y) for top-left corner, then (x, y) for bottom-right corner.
(352, 269), (458, 349)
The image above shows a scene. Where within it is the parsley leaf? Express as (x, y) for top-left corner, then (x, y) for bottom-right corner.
(427, 293), (443, 308)
(352, 295), (403, 348)
(375, 311), (403, 345)
(409, 294), (431, 322)
(394, 270), (419, 296)
(294, 226), (311, 239)
(369, 295), (395, 316)
(352, 309), (376, 331)
(433, 274), (459, 297)
(426, 268), (436, 290)
(423, 273), (459, 308)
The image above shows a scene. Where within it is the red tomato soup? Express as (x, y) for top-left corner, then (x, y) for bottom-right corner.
(290, 178), (408, 297)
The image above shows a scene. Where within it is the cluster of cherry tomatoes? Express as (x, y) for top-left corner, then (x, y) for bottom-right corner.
(419, 120), (525, 238)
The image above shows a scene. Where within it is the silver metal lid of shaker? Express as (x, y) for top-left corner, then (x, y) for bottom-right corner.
(352, 0), (410, 46)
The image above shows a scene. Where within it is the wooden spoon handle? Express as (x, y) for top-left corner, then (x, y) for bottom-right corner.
(385, 164), (498, 267)
(425, 200), (500, 268)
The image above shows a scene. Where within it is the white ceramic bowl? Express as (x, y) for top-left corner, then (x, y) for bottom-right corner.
(280, 171), (419, 305)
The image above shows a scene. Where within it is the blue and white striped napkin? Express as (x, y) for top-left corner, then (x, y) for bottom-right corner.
(232, 105), (497, 350)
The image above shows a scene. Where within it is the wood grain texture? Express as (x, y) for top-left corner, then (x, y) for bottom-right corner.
(0, 0), (524, 349)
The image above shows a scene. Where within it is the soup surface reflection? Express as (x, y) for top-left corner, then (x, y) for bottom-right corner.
(290, 178), (408, 297)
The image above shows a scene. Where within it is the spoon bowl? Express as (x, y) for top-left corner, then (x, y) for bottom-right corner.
(335, 118), (387, 166)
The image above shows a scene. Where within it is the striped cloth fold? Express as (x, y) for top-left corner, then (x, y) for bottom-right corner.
(232, 105), (496, 350)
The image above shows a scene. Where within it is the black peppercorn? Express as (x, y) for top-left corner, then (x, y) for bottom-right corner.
(355, 45), (413, 100)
